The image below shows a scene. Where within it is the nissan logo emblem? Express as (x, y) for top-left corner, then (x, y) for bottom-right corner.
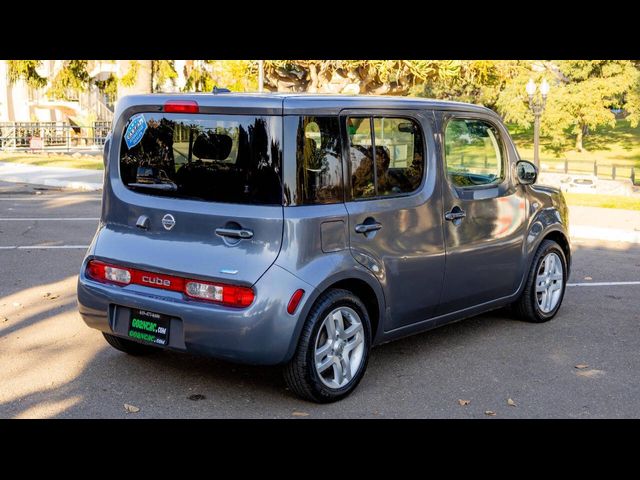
(162, 214), (176, 231)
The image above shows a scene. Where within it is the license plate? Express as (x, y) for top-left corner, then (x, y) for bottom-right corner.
(128, 309), (171, 346)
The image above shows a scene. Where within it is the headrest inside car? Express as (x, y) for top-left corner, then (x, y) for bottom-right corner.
(192, 132), (233, 160)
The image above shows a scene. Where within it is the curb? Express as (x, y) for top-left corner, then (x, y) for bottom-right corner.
(0, 162), (103, 191)
(571, 225), (640, 245)
(39, 178), (102, 191)
(0, 174), (102, 191)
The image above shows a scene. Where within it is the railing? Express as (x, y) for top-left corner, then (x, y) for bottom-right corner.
(525, 158), (638, 186)
(79, 85), (114, 122)
(0, 121), (111, 151)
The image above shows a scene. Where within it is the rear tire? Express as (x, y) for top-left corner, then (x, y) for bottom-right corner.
(513, 239), (567, 323)
(284, 288), (372, 403)
(102, 332), (157, 356)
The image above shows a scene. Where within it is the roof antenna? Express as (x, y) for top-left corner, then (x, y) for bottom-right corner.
(212, 86), (231, 94)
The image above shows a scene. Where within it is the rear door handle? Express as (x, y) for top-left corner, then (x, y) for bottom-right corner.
(355, 222), (382, 234)
(445, 208), (466, 221)
(215, 227), (254, 239)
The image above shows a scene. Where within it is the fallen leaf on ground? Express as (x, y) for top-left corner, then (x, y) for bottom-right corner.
(576, 369), (605, 378)
(458, 399), (470, 406)
(485, 410), (496, 416)
(575, 364), (589, 369)
(292, 411), (309, 417)
(124, 403), (140, 413)
(43, 293), (60, 300)
(1, 317), (8, 322)
(187, 394), (206, 401)
(507, 398), (516, 407)
(584, 276), (592, 280)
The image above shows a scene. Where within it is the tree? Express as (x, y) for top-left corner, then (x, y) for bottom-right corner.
(6, 60), (47, 88)
(179, 60), (258, 92)
(47, 60), (90, 100)
(262, 61), (451, 95)
(496, 60), (640, 152)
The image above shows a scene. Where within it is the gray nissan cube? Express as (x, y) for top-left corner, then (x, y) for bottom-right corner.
(77, 93), (571, 402)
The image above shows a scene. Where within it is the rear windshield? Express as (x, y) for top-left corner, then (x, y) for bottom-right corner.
(119, 113), (282, 205)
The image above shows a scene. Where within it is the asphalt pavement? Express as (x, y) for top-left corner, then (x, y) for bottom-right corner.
(1, 181), (639, 418)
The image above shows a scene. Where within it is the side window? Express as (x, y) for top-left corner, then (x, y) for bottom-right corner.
(348, 116), (424, 199)
(295, 116), (343, 204)
(347, 117), (375, 198)
(373, 117), (424, 197)
(444, 118), (505, 188)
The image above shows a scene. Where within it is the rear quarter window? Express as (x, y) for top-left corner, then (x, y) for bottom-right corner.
(119, 113), (283, 205)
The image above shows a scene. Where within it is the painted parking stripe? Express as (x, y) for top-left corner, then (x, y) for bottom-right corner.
(567, 281), (640, 287)
(0, 196), (102, 200)
(0, 217), (99, 221)
(0, 245), (89, 250)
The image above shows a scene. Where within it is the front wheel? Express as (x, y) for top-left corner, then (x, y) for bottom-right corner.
(284, 289), (372, 403)
(513, 239), (568, 323)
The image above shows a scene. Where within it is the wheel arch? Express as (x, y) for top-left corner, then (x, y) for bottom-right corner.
(542, 230), (571, 275)
(283, 267), (386, 363)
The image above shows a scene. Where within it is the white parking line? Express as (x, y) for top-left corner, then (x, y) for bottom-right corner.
(0, 196), (101, 201)
(0, 245), (89, 250)
(567, 281), (640, 287)
(0, 217), (99, 221)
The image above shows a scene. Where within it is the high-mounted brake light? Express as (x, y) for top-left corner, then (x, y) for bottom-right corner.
(163, 100), (199, 114)
(86, 260), (254, 308)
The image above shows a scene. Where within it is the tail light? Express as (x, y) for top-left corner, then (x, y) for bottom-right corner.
(86, 260), (254, 308)
(87, 261), (131, 285)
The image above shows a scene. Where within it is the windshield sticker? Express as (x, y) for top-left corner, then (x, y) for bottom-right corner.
(124, 114), (147, 149)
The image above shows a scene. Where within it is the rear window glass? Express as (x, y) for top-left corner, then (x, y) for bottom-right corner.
(119, 113), (282, 205)
(294, 116), (343, 205)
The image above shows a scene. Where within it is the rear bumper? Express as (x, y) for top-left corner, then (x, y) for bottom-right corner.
(77, 262), (315, 365)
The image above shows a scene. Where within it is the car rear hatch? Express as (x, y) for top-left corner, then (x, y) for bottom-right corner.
(96, 96), (285, 288)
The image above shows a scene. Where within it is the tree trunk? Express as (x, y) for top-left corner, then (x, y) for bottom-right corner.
(308, 63), (319, 93)
(575, 123), (587, 151)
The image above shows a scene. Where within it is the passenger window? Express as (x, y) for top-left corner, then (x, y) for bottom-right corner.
(348, 116), (424, 199)
(347, 117), (375, 198)
(444, 118), (504, 188)
(373, 117), (423, 196)
(295, 116), (343, 204)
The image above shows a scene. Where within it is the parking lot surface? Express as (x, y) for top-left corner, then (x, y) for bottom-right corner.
(1, 182), (639, 418)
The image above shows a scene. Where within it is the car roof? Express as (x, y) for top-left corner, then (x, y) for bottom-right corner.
(113, 92), (499, 119)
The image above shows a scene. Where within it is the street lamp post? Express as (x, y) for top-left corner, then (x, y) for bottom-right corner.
(526, 78), (550, 170)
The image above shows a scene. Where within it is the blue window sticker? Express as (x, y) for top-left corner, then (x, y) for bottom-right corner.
(124, 114), (147, 149)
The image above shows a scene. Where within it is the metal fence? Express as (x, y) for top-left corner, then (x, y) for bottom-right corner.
(525, 158), (638, 185)
(0, 121), (111, 151)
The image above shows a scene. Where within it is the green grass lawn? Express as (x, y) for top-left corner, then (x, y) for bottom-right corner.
(509, 119), (640, 174)
(563, 193), (640, 211)
(0, 153), (103, 170)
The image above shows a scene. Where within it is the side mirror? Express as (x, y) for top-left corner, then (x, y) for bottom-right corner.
(516, 160), (537, 185)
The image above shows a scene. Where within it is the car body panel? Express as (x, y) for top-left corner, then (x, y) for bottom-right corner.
(340, 109), (446, 330)
(434, 109), (529, 314)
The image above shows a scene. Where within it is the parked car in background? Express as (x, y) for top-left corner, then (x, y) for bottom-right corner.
(560, 174), (598, 193)
(77, 93), (571, 402)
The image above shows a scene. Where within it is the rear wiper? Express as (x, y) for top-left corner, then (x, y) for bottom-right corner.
(128, 182), (178, 192)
